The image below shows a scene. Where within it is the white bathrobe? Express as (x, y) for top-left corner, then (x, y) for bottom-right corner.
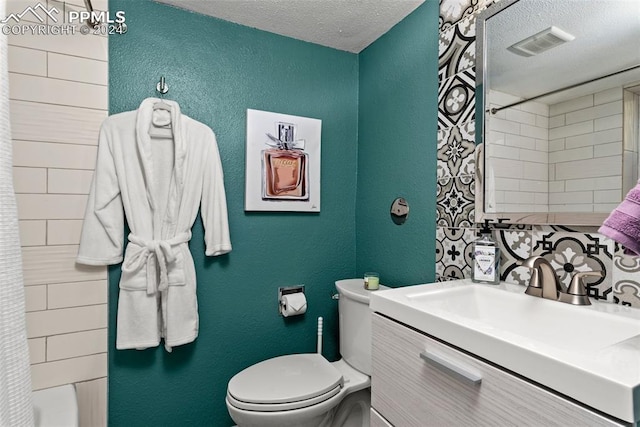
(77, 98), (231, 351)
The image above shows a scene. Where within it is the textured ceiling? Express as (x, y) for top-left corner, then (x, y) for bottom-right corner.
(485, 0), (640, 102)
(155, 0), (425, 53)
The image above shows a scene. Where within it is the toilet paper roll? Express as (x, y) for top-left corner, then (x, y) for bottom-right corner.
(281, 293), (307, 317)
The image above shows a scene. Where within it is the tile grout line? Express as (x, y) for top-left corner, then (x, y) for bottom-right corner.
(9, 70), (108, 89)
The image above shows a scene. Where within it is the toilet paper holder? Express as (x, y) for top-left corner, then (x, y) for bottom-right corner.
(278, 285), (305, 316)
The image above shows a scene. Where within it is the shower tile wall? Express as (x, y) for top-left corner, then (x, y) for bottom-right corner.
(548, 88), (624, 213)
(486, 90), (549, 213)
(436, 0), (640, 307)
(7, 0), (108, 424)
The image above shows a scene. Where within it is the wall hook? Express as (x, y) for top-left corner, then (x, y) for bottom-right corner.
(156, 76), (169, 95)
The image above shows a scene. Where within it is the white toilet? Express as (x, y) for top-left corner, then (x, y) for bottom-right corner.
(226, 278), (387, 427)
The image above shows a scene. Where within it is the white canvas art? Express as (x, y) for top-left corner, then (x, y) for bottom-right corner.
(245, 109), (322, 212)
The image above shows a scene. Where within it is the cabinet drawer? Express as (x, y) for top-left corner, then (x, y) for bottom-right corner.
(371, 314), (622, 427)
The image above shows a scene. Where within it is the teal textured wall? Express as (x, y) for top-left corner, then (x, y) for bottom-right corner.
(356, 2), (439, 285)
(108, 0), (439, 425)
(108, 1), (358, 425)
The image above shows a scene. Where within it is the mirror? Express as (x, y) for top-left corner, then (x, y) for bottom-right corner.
(476, 0), (640, 225)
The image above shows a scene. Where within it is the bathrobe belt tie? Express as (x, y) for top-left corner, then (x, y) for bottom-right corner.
(123, 232), (192, 295)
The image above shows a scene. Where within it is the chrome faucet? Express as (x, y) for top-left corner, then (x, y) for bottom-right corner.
(520, 256), (603, 306)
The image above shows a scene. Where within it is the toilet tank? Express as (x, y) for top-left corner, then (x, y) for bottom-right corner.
(335, 279), (388, 376)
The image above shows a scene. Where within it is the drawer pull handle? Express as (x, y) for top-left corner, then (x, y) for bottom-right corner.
(420, 351), (483, 385)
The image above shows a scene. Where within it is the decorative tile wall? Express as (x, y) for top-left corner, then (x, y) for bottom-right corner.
(436, 0), (485, 282)
(436, 0), (640, 308)
(439, 0), (490, 31)
(611, 246), (640, 306)
(436, 227), (475, 279)
(438, 68), (475, 129)
(437, 119), (475, 178)
(438, 15), (475, 81)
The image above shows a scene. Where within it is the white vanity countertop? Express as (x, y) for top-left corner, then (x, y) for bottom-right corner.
(369, 279), (640, 423)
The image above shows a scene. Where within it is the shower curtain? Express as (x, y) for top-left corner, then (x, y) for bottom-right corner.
(0, 0), (35, 424)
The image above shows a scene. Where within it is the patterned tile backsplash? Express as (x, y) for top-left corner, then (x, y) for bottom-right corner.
(531, 229), (614, 301)
(436, 0), (640, 308)
(439, 0), (489, 31)
(437, 225), (640, 308)
(435, 0), (640, 308)
(438, 16), (475, 81)
(611, 246), (640, 307)
(436, 175), (475, 228)
(437, 120), (475, 178)
(438, 68), (475, 129)
(436, 227), (475, 279)
(496, 226), (533, 285)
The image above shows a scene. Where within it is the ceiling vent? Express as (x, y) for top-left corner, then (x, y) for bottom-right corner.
(508, 26), (575, 57)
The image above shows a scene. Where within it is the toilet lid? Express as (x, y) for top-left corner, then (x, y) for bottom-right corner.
(227, 353), (343, 405)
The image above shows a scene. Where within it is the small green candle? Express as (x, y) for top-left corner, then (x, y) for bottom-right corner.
(364, 272), (379, 290)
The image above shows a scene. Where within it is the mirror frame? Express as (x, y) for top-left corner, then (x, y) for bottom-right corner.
(475, 0), (610, 226)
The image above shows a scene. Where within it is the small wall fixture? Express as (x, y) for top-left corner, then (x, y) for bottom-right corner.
(278, 285), (306, 317)
(507, 26), (575, 57)
(156, 76), (169, 95)
(390, 197), (409, 225)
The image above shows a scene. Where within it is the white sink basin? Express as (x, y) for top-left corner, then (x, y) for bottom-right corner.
(370, 279), (640, 423)
(405, 284), (640, 352)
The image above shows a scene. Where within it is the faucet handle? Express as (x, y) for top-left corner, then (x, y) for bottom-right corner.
(568, 271), (603, 295)
(519, 256), (544, 297)
(559, 271), (603, 306)
(523, 268), (543, 297)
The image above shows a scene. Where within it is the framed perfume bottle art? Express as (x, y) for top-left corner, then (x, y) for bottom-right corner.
(245, 109), (322, 212)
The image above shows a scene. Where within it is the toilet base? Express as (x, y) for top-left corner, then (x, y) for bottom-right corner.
(226, 393), (338, 427)
(332, 388), (370, 427)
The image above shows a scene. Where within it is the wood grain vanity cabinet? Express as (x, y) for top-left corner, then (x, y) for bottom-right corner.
(370, 407), (393, 427)
(371, 313), (626, 427)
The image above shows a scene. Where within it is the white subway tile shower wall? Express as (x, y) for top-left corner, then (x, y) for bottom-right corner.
(436, 0), (640, 308)
(486, 90), (549, 213)
(548, 89), (623, 212)
(7, 1), (108, 424)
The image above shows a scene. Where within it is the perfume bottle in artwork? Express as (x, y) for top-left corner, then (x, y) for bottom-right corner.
(262, 121), (309, 200)
(245, 108), (321, 212)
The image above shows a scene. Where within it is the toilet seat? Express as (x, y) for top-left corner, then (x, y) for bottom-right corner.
(227, 353), (343, 412)
(227, 384), (342, 412)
